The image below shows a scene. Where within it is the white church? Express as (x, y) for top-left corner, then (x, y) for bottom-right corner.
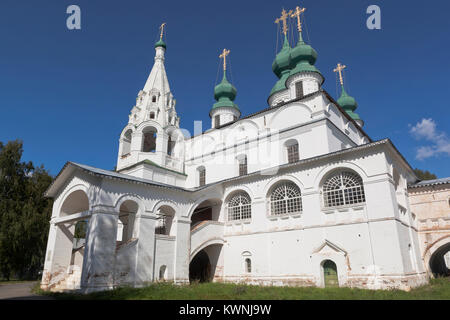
(40, 8), (430, 292)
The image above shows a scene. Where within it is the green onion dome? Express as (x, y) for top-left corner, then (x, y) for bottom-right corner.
(289, 32), (321, 78)
(270, 35), (292, 96)
(211, 73), (239, 111)
(155, 38), (166, 49)
(337, 86), (361, 121)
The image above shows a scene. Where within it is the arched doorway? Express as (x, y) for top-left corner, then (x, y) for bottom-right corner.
(189, 250), (211, 283)
(429, 242), (450, 277)
(322, 260), (339, 287)
(189, 244), (223, 283)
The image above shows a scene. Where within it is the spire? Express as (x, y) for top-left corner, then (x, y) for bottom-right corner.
(334, 63), (363, 125)
(143, 24), (170, 94)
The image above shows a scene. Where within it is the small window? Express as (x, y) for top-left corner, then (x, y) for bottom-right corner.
(152, 96), (157, 103)
(233, 115), (238, 122)
(198, 167), (206, 187)
(287, 143), (299, 163)
(245, 258), (251, 273)
(295, 81), (304, 99)
(239, 156), (247, 176)
(214, 115), (220, 128)
(150, 112), (155, 119)
(159, 265), (166, 280)
(155, 215), (167, 235)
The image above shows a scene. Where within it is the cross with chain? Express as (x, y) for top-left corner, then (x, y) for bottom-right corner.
(291, 6), (306, 32)
(219, 48), (231, 71)
(333, 63), (347, 86)
(275, 8), (292, 36)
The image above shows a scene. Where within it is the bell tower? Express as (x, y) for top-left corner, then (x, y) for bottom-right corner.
(116, 24), (185, 181)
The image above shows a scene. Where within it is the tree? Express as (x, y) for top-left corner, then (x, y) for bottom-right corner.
(413, 168), (437, 181)
(0, 140), (53, 280)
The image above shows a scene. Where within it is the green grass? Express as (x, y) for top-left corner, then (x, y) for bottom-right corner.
(32, 278), (450, 300)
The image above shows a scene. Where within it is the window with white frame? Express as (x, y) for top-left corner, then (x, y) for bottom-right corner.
(198, 167), (206, 187)
(287, 142), (299, 163)
(239, 155), (247, 176)
(322, 171), (366, 208)
(269, 181), (302, 215)
(245, 258), (252, 273)
(227, 192), (252, 221)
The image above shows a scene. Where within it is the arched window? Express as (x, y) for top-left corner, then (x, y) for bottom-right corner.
(227, 192), (251, 221)
(198, 167), (206, 187)
(167, 135), (176, 156)
(322, 171), (365, 208)
(245, 258), (252, 273)
(121, 129), (132, 156)
(142, 127), (157, 152)
(285, 140), (299, 163)
(159, 265), (167, 280)
(269, 181), (302, 215)
(238, 155), (247, 176)
(117, 200), (139, 244)
(155, 206), (175, 236)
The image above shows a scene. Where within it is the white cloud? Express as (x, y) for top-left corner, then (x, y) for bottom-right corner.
(409, 118), (450, 160)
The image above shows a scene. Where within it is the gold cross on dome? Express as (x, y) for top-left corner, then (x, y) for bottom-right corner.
(159, 22), (166, 40)
(291, 6), (306, 32)
(333, 63), (347, 86)
(275, 8), (292, 36)
(219, 48), (230, 71)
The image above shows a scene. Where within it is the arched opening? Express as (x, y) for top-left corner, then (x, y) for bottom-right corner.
(60, 190), (89, 216)
(189, 250), (211, 283)
(142, 127), (157, 153)
(197, 166), (206, 187)
(190, 199), (222, 230)
(245, 258), (252, 273)
(47, 189), (90, 290)
(167, 135), (175, 156)
(237, 154), (247, 176)
(159, 265), (167, 281)
(117, 200), (139, 245)
(285, 139), (299, 164)
(121, 129), (132, 157)
(429, 242), (450, 277)
(189, 244), (223, 283)
(155, 205), (175, 236)
(322, 260), (338, 287)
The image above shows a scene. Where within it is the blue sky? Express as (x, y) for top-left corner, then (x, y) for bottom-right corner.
(0, 0), (449, 178)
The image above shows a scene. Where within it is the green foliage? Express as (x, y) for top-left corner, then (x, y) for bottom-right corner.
(414, 168), (437, 181)
(0, 140), (53, 280)
(37, 278), (450, 300)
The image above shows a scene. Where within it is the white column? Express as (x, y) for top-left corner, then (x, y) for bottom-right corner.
(173, 217), (191, 284)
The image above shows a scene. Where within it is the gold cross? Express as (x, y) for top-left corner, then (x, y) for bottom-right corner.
(291, 6), (306, 32)
(219, 48), (231, 71)
(333, 63), (347, 86)
(275, 8), (292, 36)
(159, 22), (166, 40)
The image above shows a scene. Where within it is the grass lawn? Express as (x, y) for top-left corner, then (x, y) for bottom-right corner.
(33, 278), (450, 300)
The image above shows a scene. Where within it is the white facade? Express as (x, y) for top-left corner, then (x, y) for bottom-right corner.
(41, 32), (432, 293)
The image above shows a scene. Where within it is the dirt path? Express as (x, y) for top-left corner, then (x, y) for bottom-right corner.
(0, 282), (53, 300)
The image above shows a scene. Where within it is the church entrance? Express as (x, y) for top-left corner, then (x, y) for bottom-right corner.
(429, 242), (450, 277)
(323, 260), (338, 287)
(189, 250), (212, 283)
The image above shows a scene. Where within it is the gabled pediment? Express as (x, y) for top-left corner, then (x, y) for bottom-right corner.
(312, 239), (348, 256)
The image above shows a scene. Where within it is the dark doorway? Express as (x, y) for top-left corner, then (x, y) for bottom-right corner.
(429, 243), (450, 277)
(323, 260), (338, 287)
(189, 250), (212, 283)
